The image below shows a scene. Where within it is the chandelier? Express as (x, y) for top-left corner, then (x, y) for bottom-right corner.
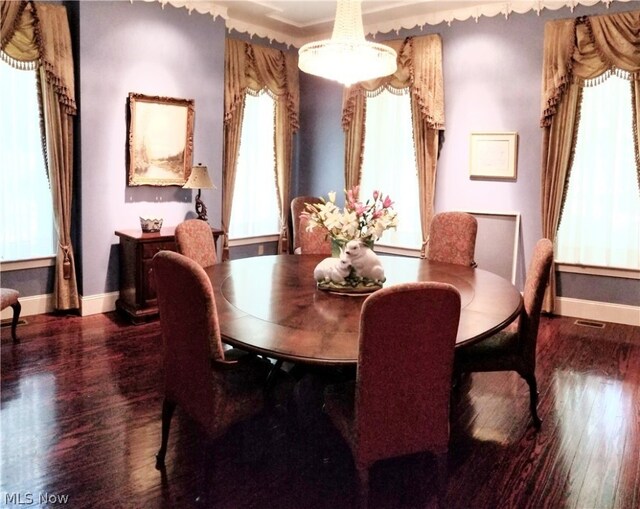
(298, 0), (397, 87)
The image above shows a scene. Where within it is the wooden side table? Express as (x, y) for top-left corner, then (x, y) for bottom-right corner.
(115, 226), (223, 324)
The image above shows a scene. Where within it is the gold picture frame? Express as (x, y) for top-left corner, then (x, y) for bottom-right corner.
(127, 93), (195, 186)
(469, 132), (518, 180)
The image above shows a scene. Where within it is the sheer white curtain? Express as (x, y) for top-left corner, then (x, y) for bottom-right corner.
(0, 60), (55, 261)
(556, 74), (639, 270)
(360, 88), (421, 249)
(229, 90), (280, 239)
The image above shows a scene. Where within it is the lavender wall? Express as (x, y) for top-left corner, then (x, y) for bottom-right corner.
(294, 72), (344, 197)
(296, 1), (637, 301)
(79, 1), (226, 296)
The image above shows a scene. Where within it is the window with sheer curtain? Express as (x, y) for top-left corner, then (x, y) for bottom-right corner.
(228, 91), (281, 240)
(360, 88), (421, 249)
(556, 74), (640, 270)
(0, 60), (55, 262)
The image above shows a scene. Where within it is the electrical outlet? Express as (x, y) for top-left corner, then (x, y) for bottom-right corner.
(258, 244), (264, 255)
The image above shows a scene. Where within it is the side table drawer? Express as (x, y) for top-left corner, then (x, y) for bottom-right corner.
(142, 241), (177, 259)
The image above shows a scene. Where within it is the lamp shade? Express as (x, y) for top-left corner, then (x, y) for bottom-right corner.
(298, 0), (397, 87)
(183, 163), (215, 189)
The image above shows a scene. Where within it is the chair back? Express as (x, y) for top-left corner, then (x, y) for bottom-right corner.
(518, 238), (554, 363)
(291, 195), (332, 255)
(175, 219), (217, 268)
(427, 211), (478, 266)
(152, 251), (226, 431)
(354, 282), (461, 467)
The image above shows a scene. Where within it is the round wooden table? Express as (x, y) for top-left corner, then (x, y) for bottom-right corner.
(205, 254), (522, 365)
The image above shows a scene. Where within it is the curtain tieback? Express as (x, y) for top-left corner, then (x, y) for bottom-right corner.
(420, 238), (429, 259)
(60, 243), (71, 279)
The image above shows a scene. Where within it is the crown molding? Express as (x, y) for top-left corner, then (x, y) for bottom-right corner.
(140, 0), (228, 19)
(138, 0), (628, 49)
(366, 0), (609, 36)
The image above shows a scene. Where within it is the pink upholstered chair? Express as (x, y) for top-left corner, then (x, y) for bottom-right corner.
(1, 288), (21, 343)
(291, 195), (331, 255)
(175, 219), (217, 268)
(427, 211), (478, 267)
(152, 251), (285, 475)
(324, 282), (461, 508)
(454, 238), (554, 429)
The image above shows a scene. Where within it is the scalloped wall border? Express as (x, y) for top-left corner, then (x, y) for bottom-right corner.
(137, 0), (630, 48)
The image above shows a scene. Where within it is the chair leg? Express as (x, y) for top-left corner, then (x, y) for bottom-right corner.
(356, 466), (370, 509)
(155, 398), (176, 470)
(522, 373), (542, 430)
(10, 301), (21, 343)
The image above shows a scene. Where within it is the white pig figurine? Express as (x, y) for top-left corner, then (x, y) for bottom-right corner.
(344, 239), (385, 282)
(313, 250), (352, 284)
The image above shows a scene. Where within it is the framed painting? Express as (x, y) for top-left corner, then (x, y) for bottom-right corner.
(469, 132), (518, 180)
(127, 93), (195, 186)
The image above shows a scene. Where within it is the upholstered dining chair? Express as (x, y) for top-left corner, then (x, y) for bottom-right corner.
(427, 211), (478, 267)
(152, 250), (289, 482)
(1, 288), (21, 343)
(290, 195), (331, 255)
(454, 238), (554, 429)
(324, 282), (461, 509)
(175, 218), (217, 268)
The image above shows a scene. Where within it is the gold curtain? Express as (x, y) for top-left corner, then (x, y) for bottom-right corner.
(341, 34), (445, 257)
(222, 39), (300, 259)
(540, 10), (640, 312)
(222, 38), (246, 261)
(342, 92), (366, 189)
(1, 1), (79, 310)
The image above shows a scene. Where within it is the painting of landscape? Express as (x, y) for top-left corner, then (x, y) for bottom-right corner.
(127, 93), (194, 186)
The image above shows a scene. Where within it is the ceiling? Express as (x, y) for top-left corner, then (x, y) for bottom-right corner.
(146, 0), (621, 46)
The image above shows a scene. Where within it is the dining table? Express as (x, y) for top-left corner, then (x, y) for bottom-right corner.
(204, 254), (523, 366)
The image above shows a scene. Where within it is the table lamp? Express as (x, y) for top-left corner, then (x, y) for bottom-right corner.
(183, 163), (215, 221)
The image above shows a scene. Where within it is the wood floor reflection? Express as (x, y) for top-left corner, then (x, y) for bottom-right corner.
(1, 312), (639, 509)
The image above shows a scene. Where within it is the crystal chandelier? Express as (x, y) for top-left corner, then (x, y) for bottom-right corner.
(298, 0), (397, 87)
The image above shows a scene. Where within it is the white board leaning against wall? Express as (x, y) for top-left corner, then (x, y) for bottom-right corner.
(463, 211), (521, 285)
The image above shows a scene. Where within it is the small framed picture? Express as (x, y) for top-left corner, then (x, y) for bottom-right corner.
(127, 93), (195, 186)
(469, 132), (518, 180)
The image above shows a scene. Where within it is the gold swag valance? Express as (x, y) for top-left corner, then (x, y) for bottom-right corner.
(540, 10), (640, 127)
(1, 0), (76, 115)
(342, 34), (445, 131)
(224, 38), (299, 132)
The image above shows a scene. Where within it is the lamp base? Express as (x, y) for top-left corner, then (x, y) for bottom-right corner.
(195, 195), (208, 222)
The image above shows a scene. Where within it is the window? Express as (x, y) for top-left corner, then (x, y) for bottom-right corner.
(228, 90), (280, 239)
(0, 59), (55, 262)
(556, 74), (640, 270)
(360, 88), (421, 249)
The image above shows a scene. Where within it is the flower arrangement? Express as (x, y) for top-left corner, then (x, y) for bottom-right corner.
(303, 186), (398, 244)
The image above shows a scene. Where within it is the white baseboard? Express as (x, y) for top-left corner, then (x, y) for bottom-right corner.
(1, 292), (119, 319)
(80, 292), (119, 316)
(556, 297), (640, 327)
(1, 293), (53, 319)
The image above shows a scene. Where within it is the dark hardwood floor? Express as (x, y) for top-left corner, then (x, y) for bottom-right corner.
(1, 312), (639, 509)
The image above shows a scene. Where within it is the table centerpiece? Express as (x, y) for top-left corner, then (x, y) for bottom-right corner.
(302, 186), (398, 293)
